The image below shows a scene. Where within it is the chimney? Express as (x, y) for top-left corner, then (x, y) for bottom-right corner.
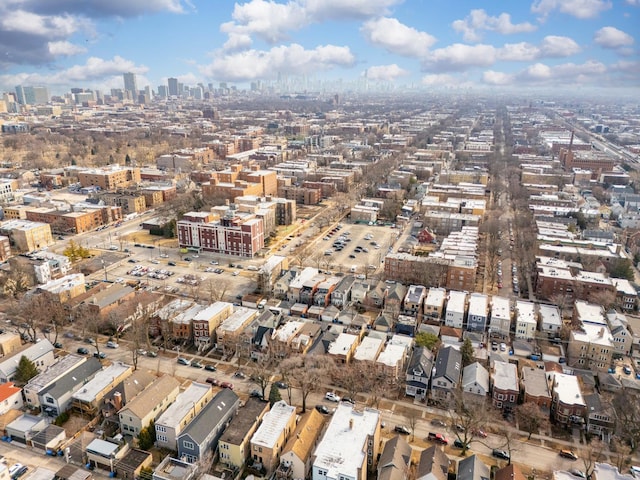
(349, 419), (354, 430)
(113, 391), (123, 410)
(599, 328), (604, 338)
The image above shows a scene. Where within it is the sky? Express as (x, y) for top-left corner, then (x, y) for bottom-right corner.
(0, 0), (638, 96)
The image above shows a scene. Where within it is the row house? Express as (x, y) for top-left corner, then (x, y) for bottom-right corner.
(445, 291), (467, 329)
(520, 367), (551, 410)
(405, 347), (433, 400)
(403, 285), (427, 316)
(353, 336), (385, 364)
(219, 398), (270, 469)
(171, 303), (208, 341)
(549, 372), (586, 426)
(515, 301), (537, 340)
(328, 333), (361, 364)
(377, 335), (412, 381)
(272, 320), (306, 357)
(611, 278), (637, 312)
(192, 302), (234, 350)
(250, 401), (298, 475)
(277, 410), (326, 480)
(467, 293), (489, 332)
(491, 361), (518, 413)
(538, 304), (562, 335)
(489, 296), (511, 338)
(566, 323), (614, 372)
(216, 307), (259, 355)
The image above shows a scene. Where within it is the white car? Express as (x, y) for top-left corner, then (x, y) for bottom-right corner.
(106, 341), (119, 349)
(325, 392), (341, 402)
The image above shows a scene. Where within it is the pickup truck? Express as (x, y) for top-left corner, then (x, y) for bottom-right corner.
(427, 432), (449, 445)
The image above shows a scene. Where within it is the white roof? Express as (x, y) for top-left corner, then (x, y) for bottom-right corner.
(551, 373), (585, 407)
(217, 307), (256, 335)
(447, 290), (467, 314)
(192, 302), (233, 321)
(492, 361), (518, 391)
(593, 462), (635, 480)
(155, 382), (211, 429)
(425, 287), (446, 307)
(25, 354), (85, 393)
(38, 273), (85, 294)
(0, 340), (54, 378)
(155, 299), (194, 320)
(388, 334), (413, 349)
(313, 403), (379, 479)
(251, 400), (296, 449)
(273, 320), (305, 343)
(611, 278), (637, 296)
(468, 293), (488, 317)
(571, 323), (614, 347)
(353, 336), (383, 362)
(376, 344), (406, 368)
(516, 301), (536, 325)
(328, 333), (359, 356)
(173, 304), (207, 325)
(491, 296), (511, 319)
(72, 362), (131, 403)
(539, 304), (562, 326)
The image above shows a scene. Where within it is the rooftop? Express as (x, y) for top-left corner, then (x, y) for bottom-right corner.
(155, 382), (212, 429)
(251, 400), (296, 449)
(72, 362), (131, 403)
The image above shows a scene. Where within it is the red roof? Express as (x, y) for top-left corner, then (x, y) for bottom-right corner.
(0, 382), (21, 402)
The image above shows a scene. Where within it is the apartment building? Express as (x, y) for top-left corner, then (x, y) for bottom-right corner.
(515, 301), (537, 340)
(192, 302), (234, 349)
(467, 293), (489, 332)
(489, 296), (511, 337)
(77, 166), (141, 190)
(445, 291), (467, 329)
(0, 220), (53, 252)
(155, 382), (214, 450)
(312, 403), (380, 480)
(250, 401), (297, 474)
(567, 323), (614, 372)
(218, 398), (270, 469)
(424, 287), (446, 320)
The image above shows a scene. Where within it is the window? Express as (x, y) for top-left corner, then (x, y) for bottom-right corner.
(183, 441), (195, 450)
(156, 425), (167, 433)
(157, 435), (167, 443)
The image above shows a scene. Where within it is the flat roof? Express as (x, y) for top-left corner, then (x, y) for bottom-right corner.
(447, 290), (467, 313)
(328, 333), (359, 356)
(313, 403), (379, 479)
(251, 400), (296, 449)
(492, 361), (519, 391)
(72, 362), (131, 403)
(353, 336), (383, 362)
(156, 382), (212, 429)
(376, 344), (406, 367)
(551, 373), (585, 407)
(491, 296), (511, 319)
(425, 287), (446, 306)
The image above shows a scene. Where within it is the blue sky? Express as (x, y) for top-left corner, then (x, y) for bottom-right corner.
(0, 0), (638, 95)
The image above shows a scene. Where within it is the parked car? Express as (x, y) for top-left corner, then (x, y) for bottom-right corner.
(10, 464), (27, 479)
(394, 425), (411, 435)
(76, 347), (89, 355)
(249, 390), (263, 399)
(275, 381), (288, 389)
(430, 418), (446, 427)
(454, 439), (465, 448)
(233, 371), (246, 379)
(472, 429), (488, 438)
(147, 350), (158, 358)
(341, 397), (355, 404)
(206, 377), (219, 386)
(427, 432), (448, 445)
(569, 470), (586, 479)
(325, 392), (341, 402)
(560, 450), (578, 460)
(93, 352), (106, 359)
(106, 341), (119, 348)
(177, 357), (191, 366)
(190, 361), (203, 369)
(53, 342), (63, 349)
(315, 405), (331, 415)
(492, 449), (510, 460)
(220, 382), (234, 390)
(204, 364), (217, 372)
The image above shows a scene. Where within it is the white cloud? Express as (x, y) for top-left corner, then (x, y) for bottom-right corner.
(361, 17), (436, 58)
(594, 26), (634, 48)
(625, 0), (640, 5)
(482, 59), (608, 86)
(421, 73), (461, 86)
(452, 9), (536, 42)
(422, 43), (497, 71)
(17, 0), (190, 17)
(498, 43), (541, 62)
(539, 35), (581, 56)
(222, 32), (253, 52)
(304, 0), (403, 20)
(531, 0), (612, 20)
(482, 70), (514, 85)
(199, 43), (355, 82)
(364, 64), (409, 81)
(48, 41), (87, 56)
(0, 10), (81, 37)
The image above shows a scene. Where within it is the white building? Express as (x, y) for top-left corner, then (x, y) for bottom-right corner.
(312, 403), (380, 480)
(0, 340), (55, 383)
(538, 304), (562, 334)
(467, 293), (489, 332)
(445, 290), (467, 329)
(515, 301), (537, 340)
(489, 296), (511, 337)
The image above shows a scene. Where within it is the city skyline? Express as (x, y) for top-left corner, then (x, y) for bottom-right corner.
(0, 0), (638, 96)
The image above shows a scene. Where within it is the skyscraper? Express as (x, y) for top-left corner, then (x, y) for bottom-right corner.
(168, 77), (179, 97)
(123, 72), (138, 101)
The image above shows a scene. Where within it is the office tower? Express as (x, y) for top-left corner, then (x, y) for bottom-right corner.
(123, 72), (138, 100)
(157, 85), (168, 98)
(14, 86), (25, 105)
(168, 77), (179, 96)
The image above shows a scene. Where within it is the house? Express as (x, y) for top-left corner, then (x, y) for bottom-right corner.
(0, 339), (55, 383)
(219, 397), (270, 469)
(374, 312), (395, 332)
(549, 372), (586, 426)
(385, 283), (407, 313)
(353, 336), (384, 363)
(445, 291), (467, 329)
(155, 381), (214, 451)
(467, 293), (489, 332)
(328, 333), (360, 364)
(415, 445), (449, 480)
(177, 388), (240, 463)
(405, 347), (433, 399)
(461, 362), (489, 400)
(0, 332), (23, 357)
(365, 281), (387, 309)
(72, 362), (133, 415)
(0, 382), (22, 415)
(520, 367), (551, 410)
(312, 403), (380, 480)
(6, 413), (46, 444)
(396, 315), (417, 337)
(607, 312), (633, 356)
(377, 435), (412, 480)
(377, 341), (409, 381)
(457, 455), (490, 480)
(538, 304), (562, 335)
(489, 296), (511, 338)
(403, 285), (427, 315)
(114, 448), (153, 480)
(611, 278), (637, 312)
(276, 409), (326, 480)
(23, 354), (87, 408)
(515, 301), (536, 340)
(39, 358), (102, 417)
(351, 281), (371, 304)
(102, 369), (156, 419)
(331, 276), (355, 308)
(250, 400), (297, 474)
(118, 375), (180, 437)
(583, 392), (616, 441)
(491, 361), (518, 413)
(494, 465), (526, 480)
(85, 438), (129, 472)
(192, 301), (234, 350)
(431, 346), (462, 405)
(424, 287), (447, 320)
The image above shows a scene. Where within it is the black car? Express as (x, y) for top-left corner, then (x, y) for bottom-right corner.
(275, 381), (288, 389)
(394, 425), (411, 435)
(190, 361), (203, 369)
(315, 405), (330, 415)
(454, 439), (465, 448)
(93, 352), (106, 359)
(76, 347), (89, 355)
(53, 342), (63, 349)
(492, 449), (510, 460)
(204, 364), (217, 372)
(341, 397), (355, 404)
(250, 390), (263, 399)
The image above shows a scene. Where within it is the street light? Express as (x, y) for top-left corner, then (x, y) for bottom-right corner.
(101, 259), (108, 282)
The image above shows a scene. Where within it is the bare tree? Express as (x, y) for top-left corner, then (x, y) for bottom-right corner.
(496, 422), (519, 466)
(610, 436), (632, 473)
(448, 391), (496, 456)
(613, 386), (640, 452)
(248, 354), (275, 399)
(280, 355), (330, 413)
(516, 402), (550, 440)
(582, 439), (605, 480)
